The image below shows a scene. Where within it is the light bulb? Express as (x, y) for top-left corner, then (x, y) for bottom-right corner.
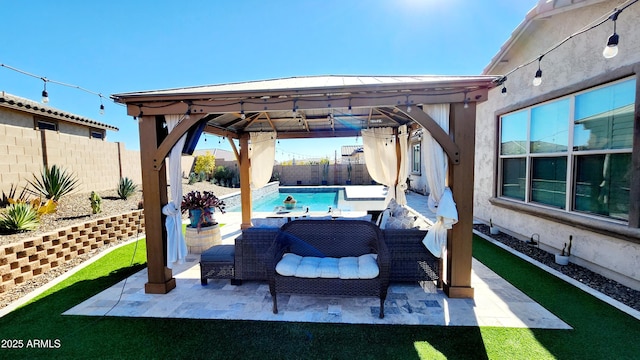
(41, 90), (49, 103)
(603, 33), (619, 58)
(407, 105), (412, 113)
(240, 112), (246, 120)
(501, 86), (507, 96)
(532, 69), (542, 87)
(99, 104), (105, 115)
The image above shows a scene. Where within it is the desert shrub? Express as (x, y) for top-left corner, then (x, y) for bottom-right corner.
(193, 151), (216, 180)
(27, 165), (79, 202)
(188, 172), (198, 184)
(117, 177), (138, 200)
(90, 191), (102, 214)
(0, 203), (39, 233)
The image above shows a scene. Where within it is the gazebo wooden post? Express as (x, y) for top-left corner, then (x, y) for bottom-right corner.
(239, 133), (252, 229)
(139, 115), (176, 294)
(445, 102), (476, 298)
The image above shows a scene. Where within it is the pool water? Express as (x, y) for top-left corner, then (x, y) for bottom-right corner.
(230, 189), (341, 212)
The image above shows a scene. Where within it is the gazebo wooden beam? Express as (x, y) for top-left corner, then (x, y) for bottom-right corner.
(445, 102), (476, 298)
(239, 134), (252, 229)
(396, 105), (460, 164)
(151, 114), (206, 170)
(125, 90), (488, 116)
(138, 115), (175, 294)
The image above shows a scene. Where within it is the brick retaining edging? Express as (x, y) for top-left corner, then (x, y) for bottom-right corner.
(0, 210), (145, 293)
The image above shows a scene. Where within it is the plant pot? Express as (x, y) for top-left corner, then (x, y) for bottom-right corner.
(555, 254), (570, 266)
(490, 226), (500, 235)
(283, 201), (296, 210)
(189, 209), (203, 228)
(185, 223), (221, 253)
(346, 180), (352, 185)
(321, 180), (328, 185)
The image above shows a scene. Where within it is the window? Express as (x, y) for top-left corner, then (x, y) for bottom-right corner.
(36, 119), (58, 131)
(498, 78), (635, 222)
(411, 143), (421, 174)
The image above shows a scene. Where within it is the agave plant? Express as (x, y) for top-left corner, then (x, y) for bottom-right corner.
(0, 203), (39, 233)
(117, 177), (138, 200)
(27, 165), (79, 202)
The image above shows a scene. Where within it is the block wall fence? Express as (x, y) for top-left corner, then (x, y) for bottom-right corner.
(0, 108), (142, 195)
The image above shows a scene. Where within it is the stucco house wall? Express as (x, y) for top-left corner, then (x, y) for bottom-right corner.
(476, 0), (640, 289)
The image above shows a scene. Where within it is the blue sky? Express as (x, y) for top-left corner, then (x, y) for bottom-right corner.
(1, 0), (534, 162)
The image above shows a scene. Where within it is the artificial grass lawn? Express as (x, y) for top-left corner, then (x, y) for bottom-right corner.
(0, 235), (638, 359)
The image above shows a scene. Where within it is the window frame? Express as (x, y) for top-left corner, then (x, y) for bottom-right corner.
(35, 118), (58, 131)
(497, 76), (635, 225)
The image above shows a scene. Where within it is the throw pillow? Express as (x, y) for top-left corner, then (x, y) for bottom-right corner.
(275, 231), (326, 257)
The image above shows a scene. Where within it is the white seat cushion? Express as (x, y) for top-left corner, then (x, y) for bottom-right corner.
(276, 253), (379, 279)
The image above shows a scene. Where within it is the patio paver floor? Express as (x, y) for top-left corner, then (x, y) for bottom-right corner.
(64, 202), (570, 329)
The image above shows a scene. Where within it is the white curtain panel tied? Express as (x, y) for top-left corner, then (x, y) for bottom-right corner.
(163, 114), (188, 269)
(395, 125), (409, 206)
(362, 127), (397, 204)
(249, 131), (277, 189)
(421, 104), (458, 258)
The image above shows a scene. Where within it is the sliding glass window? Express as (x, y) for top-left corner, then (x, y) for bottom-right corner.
(498, 77), (635, 222)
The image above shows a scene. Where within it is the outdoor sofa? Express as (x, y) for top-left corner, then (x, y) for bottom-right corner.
(267, 219), (390, 318)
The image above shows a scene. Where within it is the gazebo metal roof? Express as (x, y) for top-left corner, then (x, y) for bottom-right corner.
(113, 75), (500, 140)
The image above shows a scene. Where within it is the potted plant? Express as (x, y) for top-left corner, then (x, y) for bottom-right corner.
(489, 218), (500, 235)
(181, 190), (225, 231)
(555, 235), (572, 265)
(346, 161), (352, 185)
(283, 195), (297, 210)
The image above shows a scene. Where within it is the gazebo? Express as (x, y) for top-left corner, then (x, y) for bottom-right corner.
(112, 75), (500, 299)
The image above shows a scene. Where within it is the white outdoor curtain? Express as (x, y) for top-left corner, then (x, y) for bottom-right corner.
(362, 127), (397, 203)
(421, 104), (458, 258)
(163, 114), (188, 269)
(395, 125), (409, 206)
(249, 131), (277, 189)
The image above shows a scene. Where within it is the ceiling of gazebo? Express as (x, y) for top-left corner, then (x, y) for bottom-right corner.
(112, 75), (501, 140)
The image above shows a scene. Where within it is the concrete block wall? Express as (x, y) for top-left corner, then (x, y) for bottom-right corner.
(0, 210), (144, 293)
(0, 107), (142, 195)
(274, 164), (374, 186)
(44, 131), (122, 193)
(0, 109), (46, 194)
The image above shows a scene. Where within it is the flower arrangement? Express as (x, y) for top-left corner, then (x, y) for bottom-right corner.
(181, 190), (226, 230)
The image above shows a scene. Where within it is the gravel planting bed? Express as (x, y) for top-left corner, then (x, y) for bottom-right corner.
(474, 224), (640, 312)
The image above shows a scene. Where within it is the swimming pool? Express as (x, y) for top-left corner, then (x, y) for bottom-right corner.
(229, 188), (341, 212)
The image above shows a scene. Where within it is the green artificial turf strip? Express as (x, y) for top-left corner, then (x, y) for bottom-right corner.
(1, 234), (639, 359)
(473, 235), (640, 360)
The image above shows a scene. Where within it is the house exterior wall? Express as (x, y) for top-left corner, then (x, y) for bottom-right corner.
(476, 1), (640, 289)
(0, 106), (141, 196)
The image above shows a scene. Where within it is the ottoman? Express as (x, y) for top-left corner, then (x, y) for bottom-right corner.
(200, 245), (237, 285)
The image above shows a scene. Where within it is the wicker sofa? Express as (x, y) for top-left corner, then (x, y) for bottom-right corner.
(267, 220), (390, 318)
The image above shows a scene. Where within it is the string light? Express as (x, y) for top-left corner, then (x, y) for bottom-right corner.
(603, 8), (621, 58)
(405, 95), (412, 113)
(240, 101), (246, 120)
(348, 99), (352, 115)
(41, 79), (49, 103)
(532, 55), (543, 87)
(0, 63), (122, 115)
(463, 91), (469, 109)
